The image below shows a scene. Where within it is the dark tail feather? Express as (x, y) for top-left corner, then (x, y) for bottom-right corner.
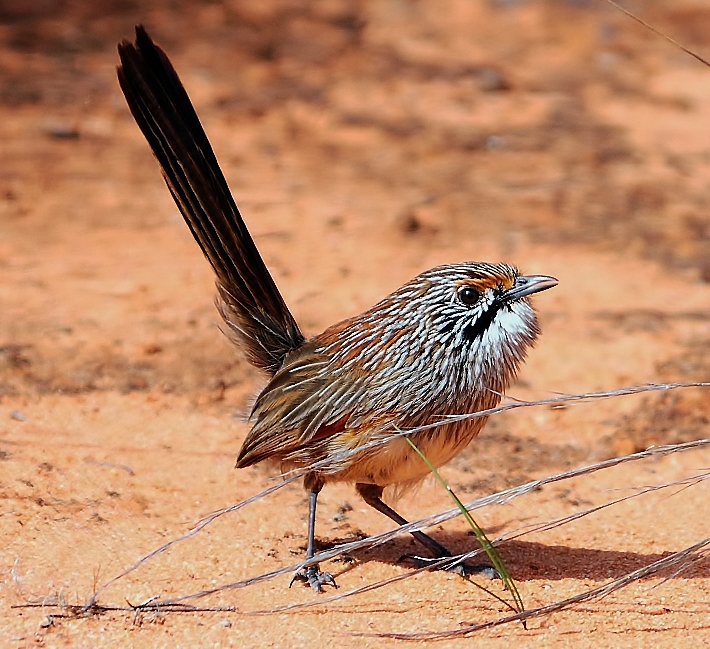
(117, 25), (304, 375)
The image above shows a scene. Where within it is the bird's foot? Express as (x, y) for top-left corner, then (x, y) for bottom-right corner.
(290, 564), (338, 592)
(401, 554), (500, 579)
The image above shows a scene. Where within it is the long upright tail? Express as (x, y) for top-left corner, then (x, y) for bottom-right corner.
(117, 26), (304, 375)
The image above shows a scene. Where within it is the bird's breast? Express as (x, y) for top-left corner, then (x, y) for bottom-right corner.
(321, 415), (490, 487)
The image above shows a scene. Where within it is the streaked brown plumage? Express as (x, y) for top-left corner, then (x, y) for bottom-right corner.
(117, 26), (557, 591)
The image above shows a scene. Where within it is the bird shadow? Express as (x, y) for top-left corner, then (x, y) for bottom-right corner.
(319, 531), (710, 582)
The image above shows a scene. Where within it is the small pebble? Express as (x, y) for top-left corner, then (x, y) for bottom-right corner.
(10, 410), (26, 422)
(478, 67), (510, 92)
(485, 135), (506, 150)
(44, 119), (80, 139)
(38, 615), (54, 629)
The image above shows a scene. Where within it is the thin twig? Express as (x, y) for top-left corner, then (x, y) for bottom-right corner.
(362, 537), (710, 640)
(86, 438), (710, 610)
(190, 470), (710, 614)
(605, 0), (710, 68)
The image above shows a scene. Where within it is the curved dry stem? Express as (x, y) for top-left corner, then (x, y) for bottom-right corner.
(79, 382), (708, 611)
(362, 537), (710, 640)
(87, 440), (710, 611)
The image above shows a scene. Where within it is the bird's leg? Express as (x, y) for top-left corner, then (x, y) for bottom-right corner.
(356, 483), (498, 578)
(290, 474), (337, 592)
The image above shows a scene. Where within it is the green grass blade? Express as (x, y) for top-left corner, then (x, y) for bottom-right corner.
(404, 435), (526, 619)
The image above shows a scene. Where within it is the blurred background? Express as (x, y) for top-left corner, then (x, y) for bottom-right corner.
(4, 0), (710, 263)
(1, 0), (710, 452)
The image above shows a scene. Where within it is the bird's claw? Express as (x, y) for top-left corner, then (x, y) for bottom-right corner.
(400, 554), (501, 579)
(290, 564), (338, 592)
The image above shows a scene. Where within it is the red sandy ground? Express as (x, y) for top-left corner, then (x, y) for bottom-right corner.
(1, 1), (709, 647)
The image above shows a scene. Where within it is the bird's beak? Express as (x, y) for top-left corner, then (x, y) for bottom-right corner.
(505, 275), (558, 301)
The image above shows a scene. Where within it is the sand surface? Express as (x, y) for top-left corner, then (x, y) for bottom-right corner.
(1, 1), (709, 646)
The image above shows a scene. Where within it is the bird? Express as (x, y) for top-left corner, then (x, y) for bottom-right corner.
(117, 25), (558, 592)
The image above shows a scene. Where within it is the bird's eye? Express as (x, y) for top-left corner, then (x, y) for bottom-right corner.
(457, 286), (480, 306)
